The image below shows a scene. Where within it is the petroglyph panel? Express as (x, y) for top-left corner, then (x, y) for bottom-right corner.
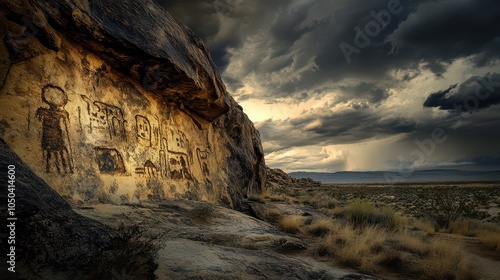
(0, 2), (267, 208)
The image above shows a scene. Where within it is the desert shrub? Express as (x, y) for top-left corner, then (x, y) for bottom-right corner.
(312, 233), (337, 257)
(343, 198), (399, 229)
(279, 215), (305, 234)
(345, 198), (376, 226)
(380, 205), (400, 229)
(268, 193), (287, 202)
(417, 189), (490, 229)
(303, 192), (338, 209)
(310, 219), (476, 278)
(86, 223), (164, 279)
(189, 203), (216, 223)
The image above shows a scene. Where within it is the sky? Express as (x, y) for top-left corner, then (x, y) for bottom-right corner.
(159, 0), (500, 173)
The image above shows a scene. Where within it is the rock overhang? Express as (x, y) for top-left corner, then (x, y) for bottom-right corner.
(6, 0), (230, 122)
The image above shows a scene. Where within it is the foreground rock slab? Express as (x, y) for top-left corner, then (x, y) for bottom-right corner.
(75, 200), (376, 280)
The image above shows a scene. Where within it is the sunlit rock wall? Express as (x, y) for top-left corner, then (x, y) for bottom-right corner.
(0, 0), (265, 209)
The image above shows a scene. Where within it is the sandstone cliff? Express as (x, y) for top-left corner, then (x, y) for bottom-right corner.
(0, 0), (265, 209)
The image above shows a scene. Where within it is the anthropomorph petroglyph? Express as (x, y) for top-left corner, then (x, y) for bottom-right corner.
(36, 85), (74, 173)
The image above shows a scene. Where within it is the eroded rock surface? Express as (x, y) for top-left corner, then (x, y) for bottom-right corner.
(0, 0), (265, 209)
(74, 200), (376, 280)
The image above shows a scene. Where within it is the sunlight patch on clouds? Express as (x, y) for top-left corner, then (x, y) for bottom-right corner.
(238, 92), (338, 122)
(265, 135), (406, 172)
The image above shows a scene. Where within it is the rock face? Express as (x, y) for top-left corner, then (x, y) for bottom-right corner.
(0, 0), (265, 209)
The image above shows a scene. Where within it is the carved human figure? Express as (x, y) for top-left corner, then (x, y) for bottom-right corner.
(36, 85), (73, 173)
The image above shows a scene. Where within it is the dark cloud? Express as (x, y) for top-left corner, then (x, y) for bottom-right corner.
(157, 0), (290, 70)
(257, 106), (418, 152)
(337, 82), (392, 105)
(423, 73), (500, 113)
(160, 0), (500, 104)
(387, 0), (500, 72)
(160, 0), (500, 172)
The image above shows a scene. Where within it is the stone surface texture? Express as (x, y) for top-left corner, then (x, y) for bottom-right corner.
(0, 0), (265, 209)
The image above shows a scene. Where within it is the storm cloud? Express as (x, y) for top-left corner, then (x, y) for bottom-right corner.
(161, 0), (500, 172)
(423, 73), (500, 113)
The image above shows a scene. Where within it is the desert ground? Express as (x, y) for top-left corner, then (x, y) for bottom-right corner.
(64, 180), (500, 280)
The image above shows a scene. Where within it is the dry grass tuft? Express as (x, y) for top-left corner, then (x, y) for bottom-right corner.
(449, 219), (499, 236)
(307, 218), (337, 237)
(263, 208), (282, 224)
(309, 219), (476, 279)
(268, 194), (287, 202)
(248, 189), (270, 203)
(388, 231), (430, 257)
(418, 238), (475, 280)
(343, 198), (399, 229)
(279, 215), (305, 234)
(406, 217), (436, 234)
(312, 224), (387, 274)
(449, 219), (500, 251)
(477, 230), (500, 251)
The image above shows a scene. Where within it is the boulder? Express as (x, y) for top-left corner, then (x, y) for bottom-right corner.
(0, 138), (115, 278)
(0, 0), (265, 209)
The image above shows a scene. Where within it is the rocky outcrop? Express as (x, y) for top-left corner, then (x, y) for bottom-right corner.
(267, 167), (322, 191)
(0, 0), (265, 209)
